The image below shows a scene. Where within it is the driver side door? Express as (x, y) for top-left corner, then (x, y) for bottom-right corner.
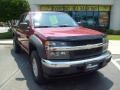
(17, 14), (30, 53)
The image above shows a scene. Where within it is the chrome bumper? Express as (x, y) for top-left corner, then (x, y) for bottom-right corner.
(41, 51), (112, 68)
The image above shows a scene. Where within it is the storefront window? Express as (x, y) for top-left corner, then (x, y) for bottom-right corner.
(74, 11), (86, 22)
(99, 12), (109, 28)
(86, 11), (94, 27)
(94, 11), (99, 27)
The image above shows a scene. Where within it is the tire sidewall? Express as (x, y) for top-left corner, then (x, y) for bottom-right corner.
(30, 51), (46, 84)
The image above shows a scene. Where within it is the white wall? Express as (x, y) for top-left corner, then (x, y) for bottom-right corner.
(28, 0), (113, 12)
(28, 0), (113, 5)
(29, 4), (38, 11)
(110, 0), (120, 30)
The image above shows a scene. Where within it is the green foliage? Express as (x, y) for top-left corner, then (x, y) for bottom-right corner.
(106, 29), (120, 35)
(0, 0), (30, 22)
(107, 35), (120, 40)
(0, 31), (13, 39)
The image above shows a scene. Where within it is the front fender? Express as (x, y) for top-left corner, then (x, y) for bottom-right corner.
(29, 35), (45, 58)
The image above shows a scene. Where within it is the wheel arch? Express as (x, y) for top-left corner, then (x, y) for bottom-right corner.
(29, 35), (45, 58)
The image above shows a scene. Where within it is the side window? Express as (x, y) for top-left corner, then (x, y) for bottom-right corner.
(19, 14), (30, 26)
(23, 15), (30, 25)
(24, 15), (29, 22)
(19, 15), (26, 24)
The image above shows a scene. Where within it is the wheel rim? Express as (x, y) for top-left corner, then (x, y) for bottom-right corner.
(32, 58), (38, 77)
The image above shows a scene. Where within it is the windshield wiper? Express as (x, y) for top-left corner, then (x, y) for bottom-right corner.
(58, 24), (73, 27)
(35, 25), (73, 28)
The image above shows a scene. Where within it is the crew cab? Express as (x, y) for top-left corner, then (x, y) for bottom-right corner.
(13, 11), (112, 84)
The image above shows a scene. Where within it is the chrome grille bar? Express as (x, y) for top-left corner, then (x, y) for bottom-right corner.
(48, 43), (105, 51)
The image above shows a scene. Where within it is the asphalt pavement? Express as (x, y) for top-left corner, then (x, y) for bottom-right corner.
(0, 43), (120, 90)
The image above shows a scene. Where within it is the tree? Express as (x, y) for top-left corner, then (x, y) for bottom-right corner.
(0, 0), (30, 27)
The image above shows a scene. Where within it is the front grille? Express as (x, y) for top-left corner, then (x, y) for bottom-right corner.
(68, 38), (103, 60)
(68, 38), (102, 46)
(69, 47), (103, 60)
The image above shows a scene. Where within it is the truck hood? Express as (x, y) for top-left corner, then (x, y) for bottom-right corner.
(34, 27), (104, 40)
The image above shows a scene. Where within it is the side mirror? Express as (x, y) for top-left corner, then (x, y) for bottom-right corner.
(19, 22), (29, 30)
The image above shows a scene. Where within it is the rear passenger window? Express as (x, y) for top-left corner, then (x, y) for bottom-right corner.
(19, 14), (30, 26)
(19, 15), (26, 24)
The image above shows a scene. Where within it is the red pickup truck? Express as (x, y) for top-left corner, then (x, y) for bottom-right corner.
(13, 11), (112, 84)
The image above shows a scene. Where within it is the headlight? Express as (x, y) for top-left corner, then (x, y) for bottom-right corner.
(102, 37), (108, 52)
(48, 41), (67, 47)
(45, 41), (70, 60)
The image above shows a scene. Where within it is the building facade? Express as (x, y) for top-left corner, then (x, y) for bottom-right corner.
(28, 0), (120, 31)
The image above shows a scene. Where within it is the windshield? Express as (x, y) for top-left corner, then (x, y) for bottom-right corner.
(32, 12), (78, 28)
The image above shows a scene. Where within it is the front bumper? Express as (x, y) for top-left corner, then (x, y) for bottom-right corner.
(41, 51), (112, 77)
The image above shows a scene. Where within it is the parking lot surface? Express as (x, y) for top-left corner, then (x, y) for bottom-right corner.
(0, 45), (120, 90)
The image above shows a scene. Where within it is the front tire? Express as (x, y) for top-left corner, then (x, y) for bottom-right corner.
(30, 51), (48, 84)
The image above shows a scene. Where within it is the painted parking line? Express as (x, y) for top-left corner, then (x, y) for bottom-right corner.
(0, 63), (25, 90)
(111, 59), (120, 71)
